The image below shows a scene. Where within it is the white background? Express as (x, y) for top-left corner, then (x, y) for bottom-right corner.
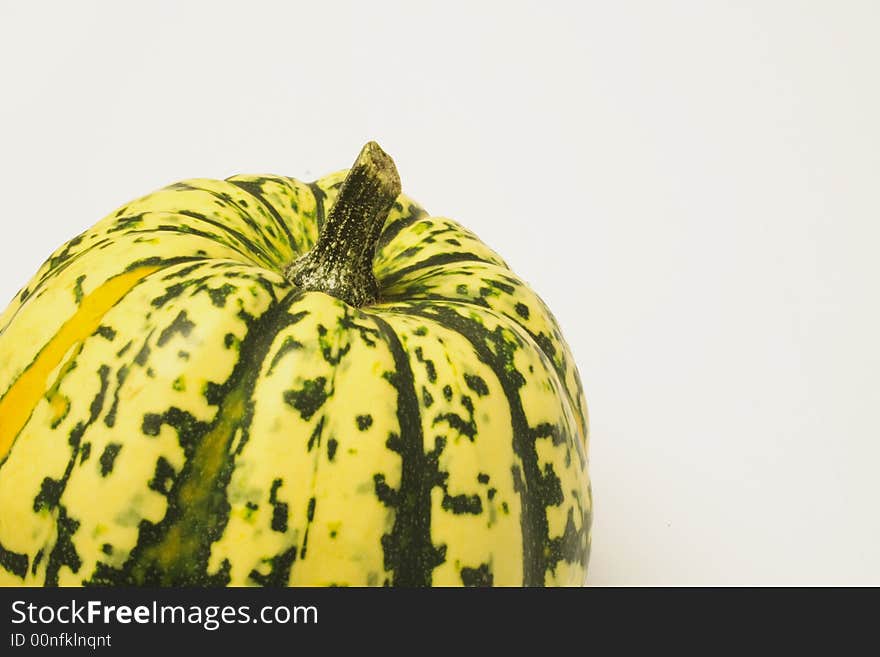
(1, 1), (878, 585)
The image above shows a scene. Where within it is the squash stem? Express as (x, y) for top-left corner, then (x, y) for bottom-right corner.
(285, 141), (401, 307)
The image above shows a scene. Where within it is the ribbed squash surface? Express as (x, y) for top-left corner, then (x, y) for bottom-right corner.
(0, 168), (590, 586)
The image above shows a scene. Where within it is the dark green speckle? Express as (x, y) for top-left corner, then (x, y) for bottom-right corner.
(99, 443), (122, 477)
(283, 377), (329, 421)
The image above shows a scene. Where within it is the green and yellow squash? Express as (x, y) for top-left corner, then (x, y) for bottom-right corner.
(0, 142), (591, 586)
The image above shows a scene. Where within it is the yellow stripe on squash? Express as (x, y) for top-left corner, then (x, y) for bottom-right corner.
(0, 265), (161, 461)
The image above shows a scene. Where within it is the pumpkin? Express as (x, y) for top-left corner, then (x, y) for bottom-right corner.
(0, 142), (591, 586)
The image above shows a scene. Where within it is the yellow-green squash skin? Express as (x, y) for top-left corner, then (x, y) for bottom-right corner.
(0, 146), (591, 586)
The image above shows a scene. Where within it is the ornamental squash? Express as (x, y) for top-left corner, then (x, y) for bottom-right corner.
(0, 142), (591, 587)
